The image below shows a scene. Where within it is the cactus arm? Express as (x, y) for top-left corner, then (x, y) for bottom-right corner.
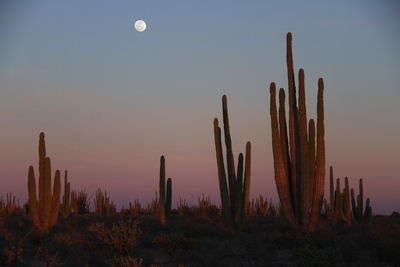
(28, 166), (40, 228)
(333, 178), (340, 224)
(213, 118), (232, 227)
(38, 132), (46, 209)
(243, 142), (251, 215)
(50, 170), (61, 227)
(270, 83), (296, 224)
(359, 178), (364, 218)
(42, 157), (52, 229)
(298, 68), (311, 227)
(329, 166), (334, 212)
(309, 78), (325, 231)
(235, 153), (244, 226)
(344, 177), (351, 225)
(166, 178), (172, 215)
(222, 95), (237, 213)
(365, 198), (372, 219)
(159, 156), (166, 207)
(286, 33), (300, 219)
(350, 188), (357, 219)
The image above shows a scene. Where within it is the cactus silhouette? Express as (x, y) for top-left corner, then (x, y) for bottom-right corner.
(158, 155), (172, 225)
(61, 170), (71, 217)
(269, 32), (325, 232)
(213, 95), (251, 229)
(351, 178), (372, 221)
(27, 132), (61, 231)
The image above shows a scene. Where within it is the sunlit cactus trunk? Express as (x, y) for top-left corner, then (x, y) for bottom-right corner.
(27, 132), (61, 231)
(269, 33), (325, 232)
(213, 95), (252, 229)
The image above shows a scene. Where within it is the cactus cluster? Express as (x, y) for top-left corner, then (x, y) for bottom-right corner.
(129, 200), (142, 216)
(0, 192), (19, 214)
(71, 190), (90, 214)
(177, 198), (189, 216)
(158, 155), (172, 225)
(324, 166), (352, 225)
(269, 32), (325, 232)
(213, 95), (252, 229)
(324, 166), (372, 224)
(247, 196), (280, 217)
(197, 194), (212, 217)
(351, 178), (372, 221)
(27, 132), (62, 231)
(95, 189), (116, 216)
(0, 193), (18, 214)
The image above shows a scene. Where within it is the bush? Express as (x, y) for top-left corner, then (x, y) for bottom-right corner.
(88, 219), (142, 254)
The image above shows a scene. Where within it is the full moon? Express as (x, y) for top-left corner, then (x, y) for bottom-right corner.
(134, 20), (147, 32)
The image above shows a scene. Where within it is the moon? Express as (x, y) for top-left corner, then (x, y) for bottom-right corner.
(134, 20), (147, 32)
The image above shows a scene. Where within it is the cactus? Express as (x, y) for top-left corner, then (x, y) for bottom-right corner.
(166, 178), (172, 215)
(323, 166), (351, 225)
(177, 198), (189, 216)
(27, 132), (61, 231)
(61, 171), (71, 217)
(213, 95), (252, 229)
(324, 167), (372, 224)
(269, 33), (325, 232)
(351, 178), (372, 222)
(197, 193), (212, 217)
(158, 156), (172, 225)
(0, 193), (18, 214)
(129, 200), (142, 216)
(255, 195), (269, 216)
(95, 189), (116, 216)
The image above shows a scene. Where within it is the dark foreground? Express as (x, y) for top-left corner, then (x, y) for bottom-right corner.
(1, 213), (399, 267)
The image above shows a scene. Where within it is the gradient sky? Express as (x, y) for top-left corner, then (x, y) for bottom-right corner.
(0, 1), (399, 214)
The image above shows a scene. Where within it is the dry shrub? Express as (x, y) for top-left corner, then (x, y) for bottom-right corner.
(112, 256), (143, 267)
(153, 234), (195, 259)
(177, 198), (189, 216)
(2, 246), (23, 265)
(88, 219), (142, 254)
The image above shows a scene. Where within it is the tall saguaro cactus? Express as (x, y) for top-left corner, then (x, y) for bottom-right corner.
(27, 132), (61, 231)
(269, 32), (325, 232)
(213, 95), (252, 229)
(158, 155), (172, 225)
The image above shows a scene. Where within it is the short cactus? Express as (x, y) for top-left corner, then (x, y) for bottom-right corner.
(323, 166), (351, 225)
(351, 178), (372, 222)
(95, 189), (116, 216)
(158, 156), (172, 225)
(27, 132), (61, 231)
(324, 167), (372, 224)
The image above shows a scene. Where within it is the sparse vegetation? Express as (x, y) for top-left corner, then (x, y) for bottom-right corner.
(0, 32), (397, 266)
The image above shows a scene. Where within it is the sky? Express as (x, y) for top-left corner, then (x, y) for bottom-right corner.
(0, 0), (399, 214)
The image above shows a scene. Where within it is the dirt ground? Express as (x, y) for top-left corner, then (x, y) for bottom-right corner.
(0, 212), (399, 266)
